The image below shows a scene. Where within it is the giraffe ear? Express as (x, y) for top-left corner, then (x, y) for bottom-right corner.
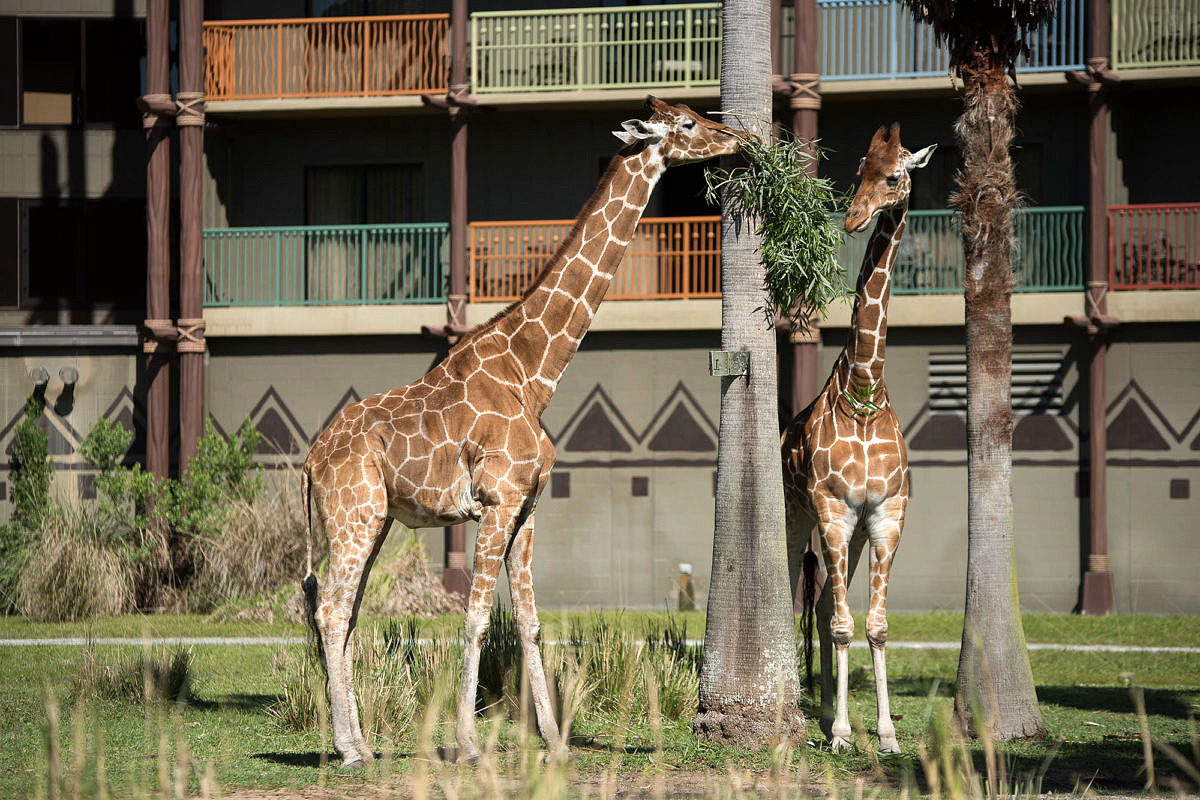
(904, 144), (937, 171)
(613, 130), (636, 144)
(617, 119), (668, 142)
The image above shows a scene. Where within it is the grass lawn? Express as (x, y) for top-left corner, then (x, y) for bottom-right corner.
(0, 614), (1197, 798)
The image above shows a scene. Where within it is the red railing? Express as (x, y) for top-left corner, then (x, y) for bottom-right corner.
(204, 15), (449, 101)
(1109, 202), (1200, 290)
(470, 216), (721, 302)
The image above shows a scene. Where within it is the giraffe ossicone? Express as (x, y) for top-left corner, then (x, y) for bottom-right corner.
(782, 122), (934, 755)
(300, 96), (743, 767)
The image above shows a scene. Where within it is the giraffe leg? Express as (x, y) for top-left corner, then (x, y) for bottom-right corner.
(456, 504), (519, 763)
(313, 498), (389, 767)
(505, 510), (564, 758)
(864, 499), (904, 755)
(342, 518), (393, 764)
(815, 502), (865, 752)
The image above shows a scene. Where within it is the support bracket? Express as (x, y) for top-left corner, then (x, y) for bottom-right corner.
(709, 350), (750, 377)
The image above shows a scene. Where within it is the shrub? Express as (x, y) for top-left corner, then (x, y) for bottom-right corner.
(169, 418), (262, 537)
(11, 395), (52, 530)
(15, 507), (135, 622)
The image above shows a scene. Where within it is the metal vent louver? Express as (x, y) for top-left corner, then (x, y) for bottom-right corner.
(928, 350), (1065, 413)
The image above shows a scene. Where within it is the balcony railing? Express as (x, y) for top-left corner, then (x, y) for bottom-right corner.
(203, 223), (448, 306)
(470, 5), (720, 94)
(1112, 0), (1200, 68)
(1109, 203), (1200, 289)
(203, 14), (449, 101)
(470, 216), (721, 301)
(836, 207), (1085, 294)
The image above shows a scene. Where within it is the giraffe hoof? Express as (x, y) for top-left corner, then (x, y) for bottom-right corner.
(878, 741), (901, 756)
(830, 736), (853, 753)
(339, 759), (366, 771)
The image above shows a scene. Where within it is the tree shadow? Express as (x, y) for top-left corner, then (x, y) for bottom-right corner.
(1037, 684), (1196, 719)
(190, 692), (277, 713)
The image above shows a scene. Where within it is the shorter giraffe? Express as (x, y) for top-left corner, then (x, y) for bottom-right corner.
(782, 124), (934, 754)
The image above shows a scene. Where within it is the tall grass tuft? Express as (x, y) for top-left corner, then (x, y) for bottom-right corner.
(73, 643), (193, 705)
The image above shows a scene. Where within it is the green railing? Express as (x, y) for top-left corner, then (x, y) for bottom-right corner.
(837, 207), (1085, 294)
(203, 223), (447, 307)
(470, 5), (721, 93)
(1112, 0), (1200, 68)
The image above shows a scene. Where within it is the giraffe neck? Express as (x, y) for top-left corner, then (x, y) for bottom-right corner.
(838, 203), (907, 395)
(494, 144), (666, 415)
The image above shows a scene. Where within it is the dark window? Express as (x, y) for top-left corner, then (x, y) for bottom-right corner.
(20, 198), (145, 308)
(22, 20), (81, 125)
(84, 19), (145, 127)
(550, 472), (570, 499)
(0, 198), (17, 306)
(309, 0), (427, 16)
(631, 475), (649, 497)
(0, 18), (18, 127)
(306, 164), (424, 225)
(1170, 479), (1190, 500)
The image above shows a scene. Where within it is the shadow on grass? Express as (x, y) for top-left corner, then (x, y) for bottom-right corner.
(252, 751), (415, 767)
(1037, 684), (1195, 718)
(564, 735), (655, 755)
(191, 693), (277, 713)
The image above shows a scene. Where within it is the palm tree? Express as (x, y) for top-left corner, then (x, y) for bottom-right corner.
(694, 0), (803, 747)
(901, 0), (1054, 739)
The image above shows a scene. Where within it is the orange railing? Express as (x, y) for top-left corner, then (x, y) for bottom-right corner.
(204, 14), (449, 101)
(470, 216), (721, 302)
(1109, 202), (1200, 289)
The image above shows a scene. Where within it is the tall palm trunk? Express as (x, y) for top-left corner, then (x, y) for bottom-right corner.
(695, 0), (803, 748)
(952, 17), (1045, 740)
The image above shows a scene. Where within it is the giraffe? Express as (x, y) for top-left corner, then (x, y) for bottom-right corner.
(300, 97), (743, 767)
(781, 123), (934, 754)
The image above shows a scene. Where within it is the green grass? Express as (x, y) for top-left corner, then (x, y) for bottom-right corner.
(3, 611), (1199, 647)
(1, 615), (1198, 798)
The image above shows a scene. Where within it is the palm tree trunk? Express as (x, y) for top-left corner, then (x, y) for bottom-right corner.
(952, 32), (1046, 741)
(694, 0), (803, 748)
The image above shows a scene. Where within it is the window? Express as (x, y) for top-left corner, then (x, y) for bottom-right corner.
(17, 199), (145, 309)
(18, 18), (146, 128)
(306, 164), (424, 225)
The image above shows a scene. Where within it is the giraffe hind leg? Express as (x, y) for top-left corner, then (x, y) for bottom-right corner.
(865, 500), (904, 754)
(313, 507), (390, 768)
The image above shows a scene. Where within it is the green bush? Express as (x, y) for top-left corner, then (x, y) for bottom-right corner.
(11, 396), (51, 531)
(169, 418), (262, 536)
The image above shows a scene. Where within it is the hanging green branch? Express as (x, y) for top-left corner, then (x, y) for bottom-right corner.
(705, 127), (849, 326)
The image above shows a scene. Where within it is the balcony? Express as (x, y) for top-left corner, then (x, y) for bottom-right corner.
(203, 14), (449, 101)
(1112, 0), (1200, 69)
(1109, 203), (1200, 289)
(203, 223), (448, 306)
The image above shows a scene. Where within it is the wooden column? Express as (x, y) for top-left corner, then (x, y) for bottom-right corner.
(178, 0), (206, 468)
(444, 0), (471, 599)
(143, 0), (172, 481)
(790, 0), (820, 418)
(1079, 0), (1117, 616)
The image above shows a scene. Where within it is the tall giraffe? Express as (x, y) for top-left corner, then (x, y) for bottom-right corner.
(301, 97), (742, 767)
(782, 123), (934, 754)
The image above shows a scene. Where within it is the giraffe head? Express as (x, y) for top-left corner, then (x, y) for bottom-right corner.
(612, 95), (744, 165)
(844, 123), (936, 233)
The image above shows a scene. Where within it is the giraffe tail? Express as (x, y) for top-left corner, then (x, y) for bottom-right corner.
(800, 543), (819, 695)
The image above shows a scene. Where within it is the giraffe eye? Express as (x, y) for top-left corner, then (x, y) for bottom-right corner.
(682, 120), (697, 131)
(885, 174), (900, 187)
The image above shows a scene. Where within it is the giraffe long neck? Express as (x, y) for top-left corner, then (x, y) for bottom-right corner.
(497, 144), (666, 414)
(838, 203), (907, 394)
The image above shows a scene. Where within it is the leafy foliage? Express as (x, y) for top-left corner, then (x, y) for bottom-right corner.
(705, 129), (849, 326)
(169, 419), (263, 536)
(901, 0), (1059, 79)
(11, 395), (52, 531)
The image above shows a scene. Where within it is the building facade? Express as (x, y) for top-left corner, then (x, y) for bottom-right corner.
(1, 0), (1198, 613)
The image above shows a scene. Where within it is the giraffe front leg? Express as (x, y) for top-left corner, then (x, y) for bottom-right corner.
(455, 504), (517, 763)
(865, 502), (904, 755)
(815, 503), (863, 752)
(506, 510), (564, 759)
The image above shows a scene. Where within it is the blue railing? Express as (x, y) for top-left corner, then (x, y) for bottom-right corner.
(203, 223), (448, 307)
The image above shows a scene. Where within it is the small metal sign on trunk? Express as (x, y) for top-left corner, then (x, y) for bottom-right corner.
(709, 350), (750, 377)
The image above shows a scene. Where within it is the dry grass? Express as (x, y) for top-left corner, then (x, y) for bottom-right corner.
(72, 642), (193, 704)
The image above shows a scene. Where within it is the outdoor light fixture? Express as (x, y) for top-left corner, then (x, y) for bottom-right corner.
(29, 367), (49, 388)
(59, 366), (79, 385)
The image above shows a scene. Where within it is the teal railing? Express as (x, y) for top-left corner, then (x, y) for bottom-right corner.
(203, 223), (448, 307)
(470, 0), (1084, 93)
(837, 207), (1085, 294)
(470, 5), (721, 94)
(1112, 0), (1200, 68)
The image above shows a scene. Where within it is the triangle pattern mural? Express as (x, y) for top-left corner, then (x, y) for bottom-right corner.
(247, 387), (309, 456)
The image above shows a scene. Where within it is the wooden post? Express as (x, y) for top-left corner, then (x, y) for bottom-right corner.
(1080, 0), (1117, 616)
(178, 0), (207, 469)
(143, 0), (172, 482)
(444, 0), (471, 600)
